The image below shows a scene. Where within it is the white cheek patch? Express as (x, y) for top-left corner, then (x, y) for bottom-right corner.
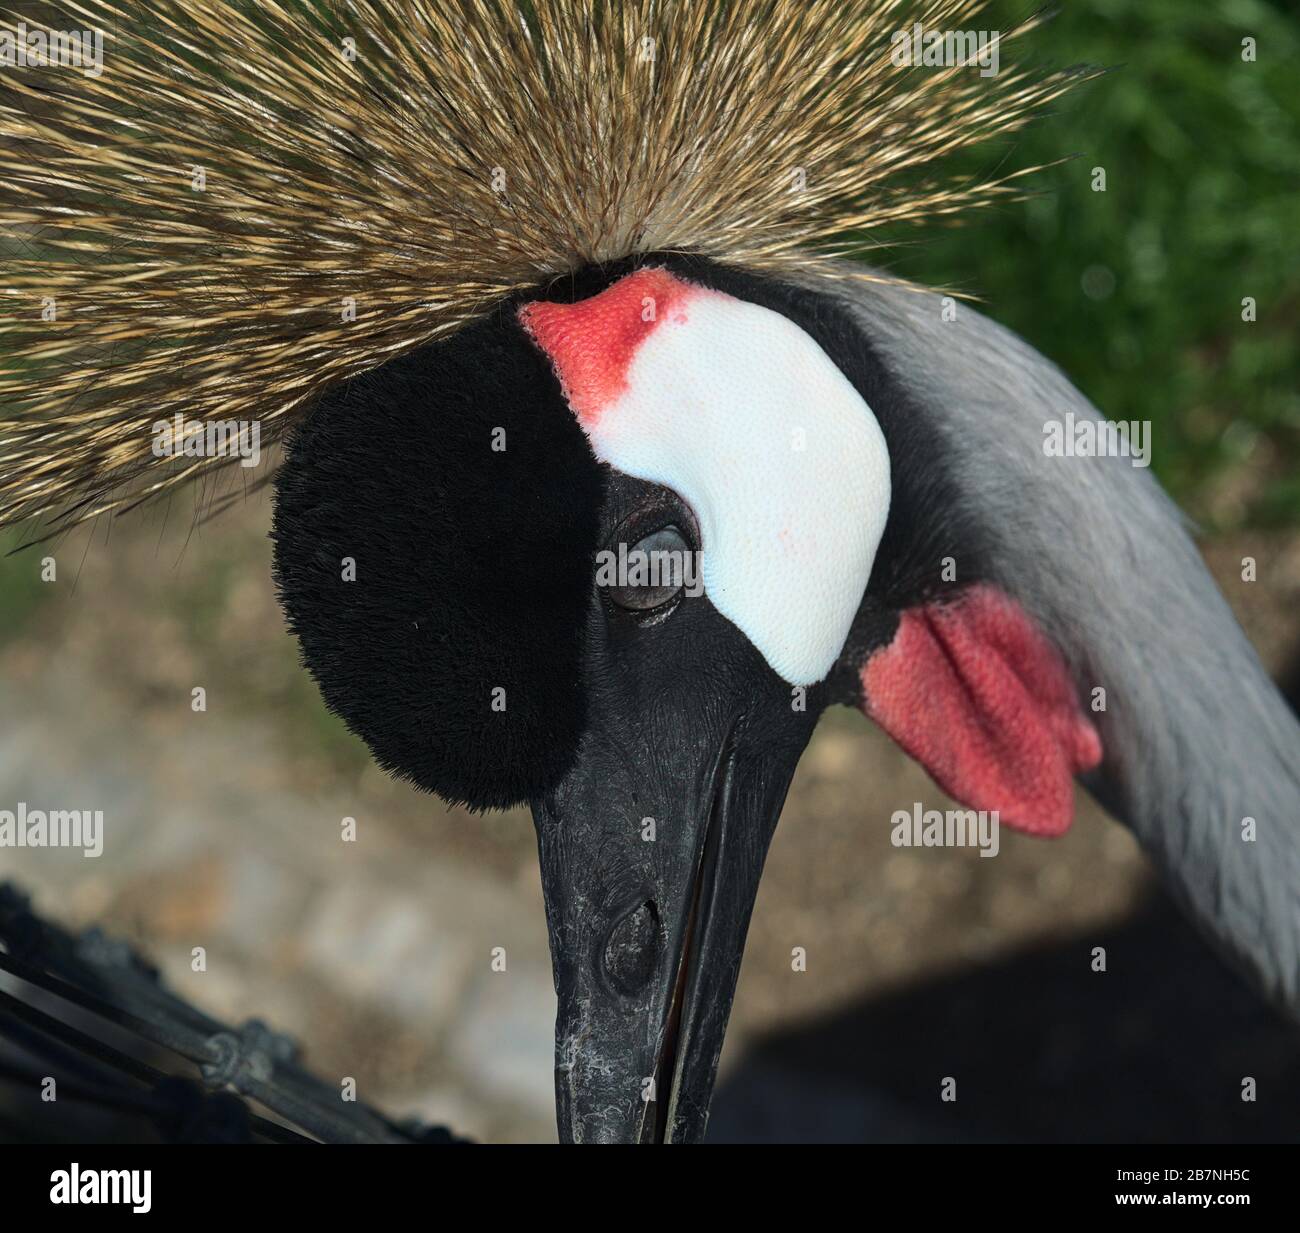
(520, 267), (890, 686)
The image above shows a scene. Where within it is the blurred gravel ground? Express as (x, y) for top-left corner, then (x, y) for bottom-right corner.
(2, 493), (1298, 1143)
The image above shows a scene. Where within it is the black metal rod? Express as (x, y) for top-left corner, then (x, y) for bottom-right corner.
(0, 948), (217, 1066)
(0, 987), (164, 1087)
(0, 885), (462, 1144)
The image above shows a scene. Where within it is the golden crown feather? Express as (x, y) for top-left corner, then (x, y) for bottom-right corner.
(0, 0), (1090, 533)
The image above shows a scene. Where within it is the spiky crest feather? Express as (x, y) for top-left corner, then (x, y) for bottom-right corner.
(0, 0), (1088, 531)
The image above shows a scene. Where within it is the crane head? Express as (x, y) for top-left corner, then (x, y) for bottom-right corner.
(272, 256), (1102, 1142)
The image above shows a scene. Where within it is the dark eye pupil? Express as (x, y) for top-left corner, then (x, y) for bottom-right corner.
(604, 525), (691, 611)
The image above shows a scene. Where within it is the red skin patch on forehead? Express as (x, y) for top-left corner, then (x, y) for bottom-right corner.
(518, 267), (695, 427)
(861, 585), (1103, 837)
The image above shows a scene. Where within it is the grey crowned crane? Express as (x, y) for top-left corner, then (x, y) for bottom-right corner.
(1, 0), (1296, 1144)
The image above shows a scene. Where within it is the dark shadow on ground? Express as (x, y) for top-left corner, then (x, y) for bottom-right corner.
(709, 893), (1300, 1143)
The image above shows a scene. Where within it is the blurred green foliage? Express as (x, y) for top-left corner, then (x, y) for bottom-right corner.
(877, 0), (1300, 526)
(0, 530), (48, 634)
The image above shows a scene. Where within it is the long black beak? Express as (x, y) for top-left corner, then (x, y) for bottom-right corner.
(531, 703), (809, 1143)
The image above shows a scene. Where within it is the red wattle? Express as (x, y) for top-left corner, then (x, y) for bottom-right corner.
(860, 585), (1102, 837)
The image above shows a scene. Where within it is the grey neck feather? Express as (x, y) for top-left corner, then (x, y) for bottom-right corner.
(816, 267), (1300, 1019)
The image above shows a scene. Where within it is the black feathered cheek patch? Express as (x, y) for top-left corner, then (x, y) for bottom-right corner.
(271, 309), (604, 810)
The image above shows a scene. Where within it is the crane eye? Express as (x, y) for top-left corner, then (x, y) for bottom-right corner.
(603, 524), (692, 611)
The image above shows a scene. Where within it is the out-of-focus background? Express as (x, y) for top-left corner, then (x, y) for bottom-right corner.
(2, 0), (1299, 1142)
